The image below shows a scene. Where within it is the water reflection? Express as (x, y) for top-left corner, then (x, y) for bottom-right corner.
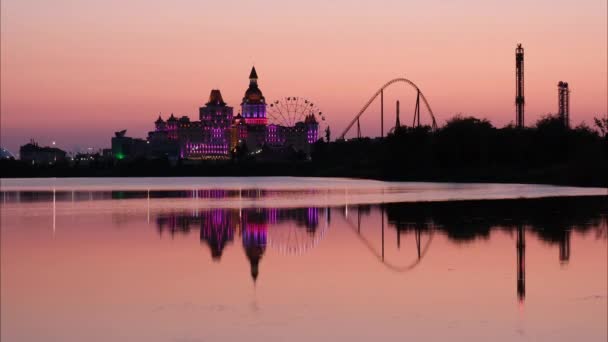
(156, 207), (327, 282)
(517, 224), (525, 303)
(2, 187), (607, 341)
(2, 189), (606, 306)
(384, 198), (607, 303)
(146, 196), (607, 305)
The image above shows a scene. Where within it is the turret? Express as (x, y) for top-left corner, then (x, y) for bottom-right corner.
(166, 114), (178, 140)
(241, 66), (267, 125)
(305, 114), (319, 143)
(207, 89), (226, 106)
(155, 115), (166, 131)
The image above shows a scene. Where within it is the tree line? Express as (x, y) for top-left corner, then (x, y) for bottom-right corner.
(311, 114), (608, 186)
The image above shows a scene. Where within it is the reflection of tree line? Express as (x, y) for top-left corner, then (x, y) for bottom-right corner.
(156, 207), (321, 282)
(384, 196), (607, 250)
(383, 196), (607, 304)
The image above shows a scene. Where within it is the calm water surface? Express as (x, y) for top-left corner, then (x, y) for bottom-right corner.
(1, 177), (607, 341)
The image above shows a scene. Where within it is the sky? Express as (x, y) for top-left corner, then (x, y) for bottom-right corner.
(1, 0), (606, 154)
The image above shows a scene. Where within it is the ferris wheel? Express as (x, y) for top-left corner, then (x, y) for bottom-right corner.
(267, 97), (327, 131)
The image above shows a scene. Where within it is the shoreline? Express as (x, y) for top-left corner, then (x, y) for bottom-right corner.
(1, 163), (606, 188)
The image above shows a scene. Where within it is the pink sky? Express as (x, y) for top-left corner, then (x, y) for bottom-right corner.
(1, 0), (607, 153)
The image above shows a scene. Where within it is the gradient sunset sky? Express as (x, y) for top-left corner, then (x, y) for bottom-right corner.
(1, 0), (606, 153)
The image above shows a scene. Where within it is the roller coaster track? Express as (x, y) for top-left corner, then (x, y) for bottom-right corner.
(339, 78), (438, 139)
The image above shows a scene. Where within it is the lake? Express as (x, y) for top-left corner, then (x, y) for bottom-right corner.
(1, 177), (606, 341)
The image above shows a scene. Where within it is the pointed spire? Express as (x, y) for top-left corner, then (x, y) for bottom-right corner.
(249, 66), (258, 80)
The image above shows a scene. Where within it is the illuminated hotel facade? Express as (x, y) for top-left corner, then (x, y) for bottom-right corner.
(148, 67), (319, 160)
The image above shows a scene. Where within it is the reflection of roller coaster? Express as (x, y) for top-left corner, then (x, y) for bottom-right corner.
(342, 204), (435, 273)
(339, 78), (438, 139)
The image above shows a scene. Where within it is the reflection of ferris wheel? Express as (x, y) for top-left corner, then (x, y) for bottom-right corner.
(267, 208), (329, 256)
(268, 97), (327, 130)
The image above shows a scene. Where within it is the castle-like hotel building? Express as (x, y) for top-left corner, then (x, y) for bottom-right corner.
(144, 67), (319, 160)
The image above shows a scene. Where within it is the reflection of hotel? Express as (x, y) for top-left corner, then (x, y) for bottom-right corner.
(156, 207), (320, 282)
(147, 67), (319, 160)
(242, 210), (268, 282)
(199, 209), (237, 260)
